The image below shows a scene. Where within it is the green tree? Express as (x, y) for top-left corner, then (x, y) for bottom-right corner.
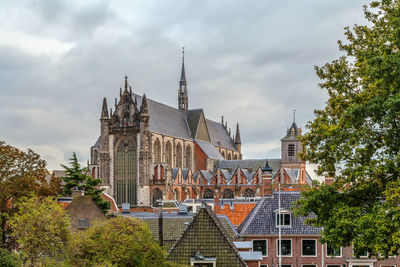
(294, 0), (400, 259)
(68, 216), (172, 267)
(61, 152), (110, 214)
(9, 196), (71, 266)
(0, 248), (22, 267)
(0, 141), (61, 249)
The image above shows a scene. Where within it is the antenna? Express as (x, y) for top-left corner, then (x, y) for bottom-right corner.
(293, 108), (296, 123)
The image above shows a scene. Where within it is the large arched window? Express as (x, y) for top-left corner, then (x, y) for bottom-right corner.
(221, 151), (226, 159)
(185, 145), (191, 170)
(165, 141), (172, 167)
(154, 138), (161, 163)
(228, 153), (232, 160)
(233, 154), (238, 160)
(176, 143), (182, 168)
(115, 138), (137, 206)
(152, 188), (163, 207)
(203, 188), (214, 199)
(242, 188), (255, 197)
(222, 188), (234, 199)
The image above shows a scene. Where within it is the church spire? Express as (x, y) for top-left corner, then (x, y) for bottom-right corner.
(178, 47), (188, 111)
(101, 97), (109, 119)
(234, 123), (241, 145)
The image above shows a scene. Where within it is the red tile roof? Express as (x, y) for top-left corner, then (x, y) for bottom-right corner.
(214, 203), (257, 227)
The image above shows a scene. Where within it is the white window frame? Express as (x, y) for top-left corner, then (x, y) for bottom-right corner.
(252, 239), (268, 257)
(352, 247), (369, 258)
(301, 239), (317, 257)
(275, 209), (292, 228)
(326, 243), (342, 258)
(276, 238), (292, 257)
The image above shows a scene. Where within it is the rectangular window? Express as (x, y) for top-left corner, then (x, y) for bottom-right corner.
(326, 265), (341, 267)
(260, 265), (268, 267)
(281, 265), (292, 267)
(302, 265), (317, 267)
(253, 240), (267, 256)
(326, 243), (341, 257)
(302, 239), (317, 256)
(276, 213), (291, 226)
(277, 239), (292, 256)
(288, 144), (295, 156)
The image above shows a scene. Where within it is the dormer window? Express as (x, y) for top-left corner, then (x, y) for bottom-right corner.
(275, 208), (291, 227)
(290, 128), (295, 136)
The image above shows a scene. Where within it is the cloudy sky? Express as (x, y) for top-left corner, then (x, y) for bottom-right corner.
(0, 0), (370, 170)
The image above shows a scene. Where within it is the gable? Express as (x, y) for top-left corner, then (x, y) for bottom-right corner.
(168, 206), (246, 267)
(196, 110), (211, 142)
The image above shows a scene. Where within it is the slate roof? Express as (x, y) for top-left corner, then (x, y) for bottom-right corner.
(171, 168), (179, 180)
(132, 94), (236, 152)
(121, 211), (238, 250)
(281, 122), (301, 141)
(213, 159), (281, 173)
(195, 139), (224, 160)
(194, 170), (213, 183)
(206, 119), (238, 151)
(233, 241), (253, 249)
(238, 191), (322, 236)
(92, 136), (100, 147)
(221, 169), (233, 181)
(168, 205), (246, 267)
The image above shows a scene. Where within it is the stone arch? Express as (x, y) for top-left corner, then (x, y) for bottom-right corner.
(233, 154), (238, 160)
(242, 188), (255, 197)
(203, 188), (214, 199)
(176, 143), (182, 168)
(222, 188), (234, 199)
(165, 141), (172, 167)
(185, 145), (191, 170)
(221, 151), (226, 159)
(227, 153), (232, 160)
(152, 188), (163, 206)
(154, 138), (161, 163)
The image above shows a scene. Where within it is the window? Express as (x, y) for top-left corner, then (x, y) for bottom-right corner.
(260, 265), (268, 267)
(253, 240), (267, 256)
(222, 188), (234, 199)
(302, 239), (317, 256)
(242, 188), (255, 197)
(276, 212), (291, 227)
(288, 144), (295, 156)
(326, 265), (341, 267)
(326, 243), (341, 257)
(302, 265), (317, 267)
(277, 239), (292, 256)
(203, 189), (214, 199)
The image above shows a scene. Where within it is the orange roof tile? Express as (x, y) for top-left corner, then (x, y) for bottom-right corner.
(214, 203), (257, 227)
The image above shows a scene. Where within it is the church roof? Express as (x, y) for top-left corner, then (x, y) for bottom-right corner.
(133, 94), (237, 151)
(195, 139), (224, 160)
(213, 159), (281, 173)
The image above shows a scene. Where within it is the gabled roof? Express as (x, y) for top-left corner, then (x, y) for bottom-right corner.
(220, 169), (233, 181)
(281, 122), (301, 141)
(213, 159), (281, 173)
(194, 170), (213, 183)
(195, 139), (224, 160)
(168, 205), (246, 266)
(206, 119), (237, 151)
(238, 192), (321, 236)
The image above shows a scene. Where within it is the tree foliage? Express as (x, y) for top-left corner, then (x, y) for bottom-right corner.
(0, 248), (22, 267)
(0, 141), (61, 249)
(295, 0), (400, 259)
(68, 216), (173, 267)
(61, 152), (110, 214)
(9, 196), (71, 266)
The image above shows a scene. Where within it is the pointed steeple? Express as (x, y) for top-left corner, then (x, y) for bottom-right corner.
(124, 75), (128, 90)
(234, 123), (241, 145)
(101, 97), (109, 119)
(140, 94), (148, 114)
(178, 47), (188, 111)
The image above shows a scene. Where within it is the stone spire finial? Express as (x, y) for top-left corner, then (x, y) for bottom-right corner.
(125, 75), (128, 90)
(140, 94), (148, 114)
(101, 97), (109, 119)
(234, 123), (241, 144)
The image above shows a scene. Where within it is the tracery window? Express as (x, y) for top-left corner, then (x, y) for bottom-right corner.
(242, 188), (255, 197)
(154, 138), (161, 163)
(222, 188), (234, 199)
(176, 143), (182, 168)
(203, 188), (214, 199)
(152, 188), (163, 207)
(165, 141), (172, 167)
(115, 138), (137, 206)
(185, 145), (191, 170)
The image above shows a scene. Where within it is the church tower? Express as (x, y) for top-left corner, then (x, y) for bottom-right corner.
(178, 47), (188, 111)
(281, 110), (303, 169)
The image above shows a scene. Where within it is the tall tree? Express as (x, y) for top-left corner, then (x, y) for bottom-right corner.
(295, 0), (400, 259)
(61, 152), (110, 214)
(9, 196), (71, 266)
(0, 141), (61, 249)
